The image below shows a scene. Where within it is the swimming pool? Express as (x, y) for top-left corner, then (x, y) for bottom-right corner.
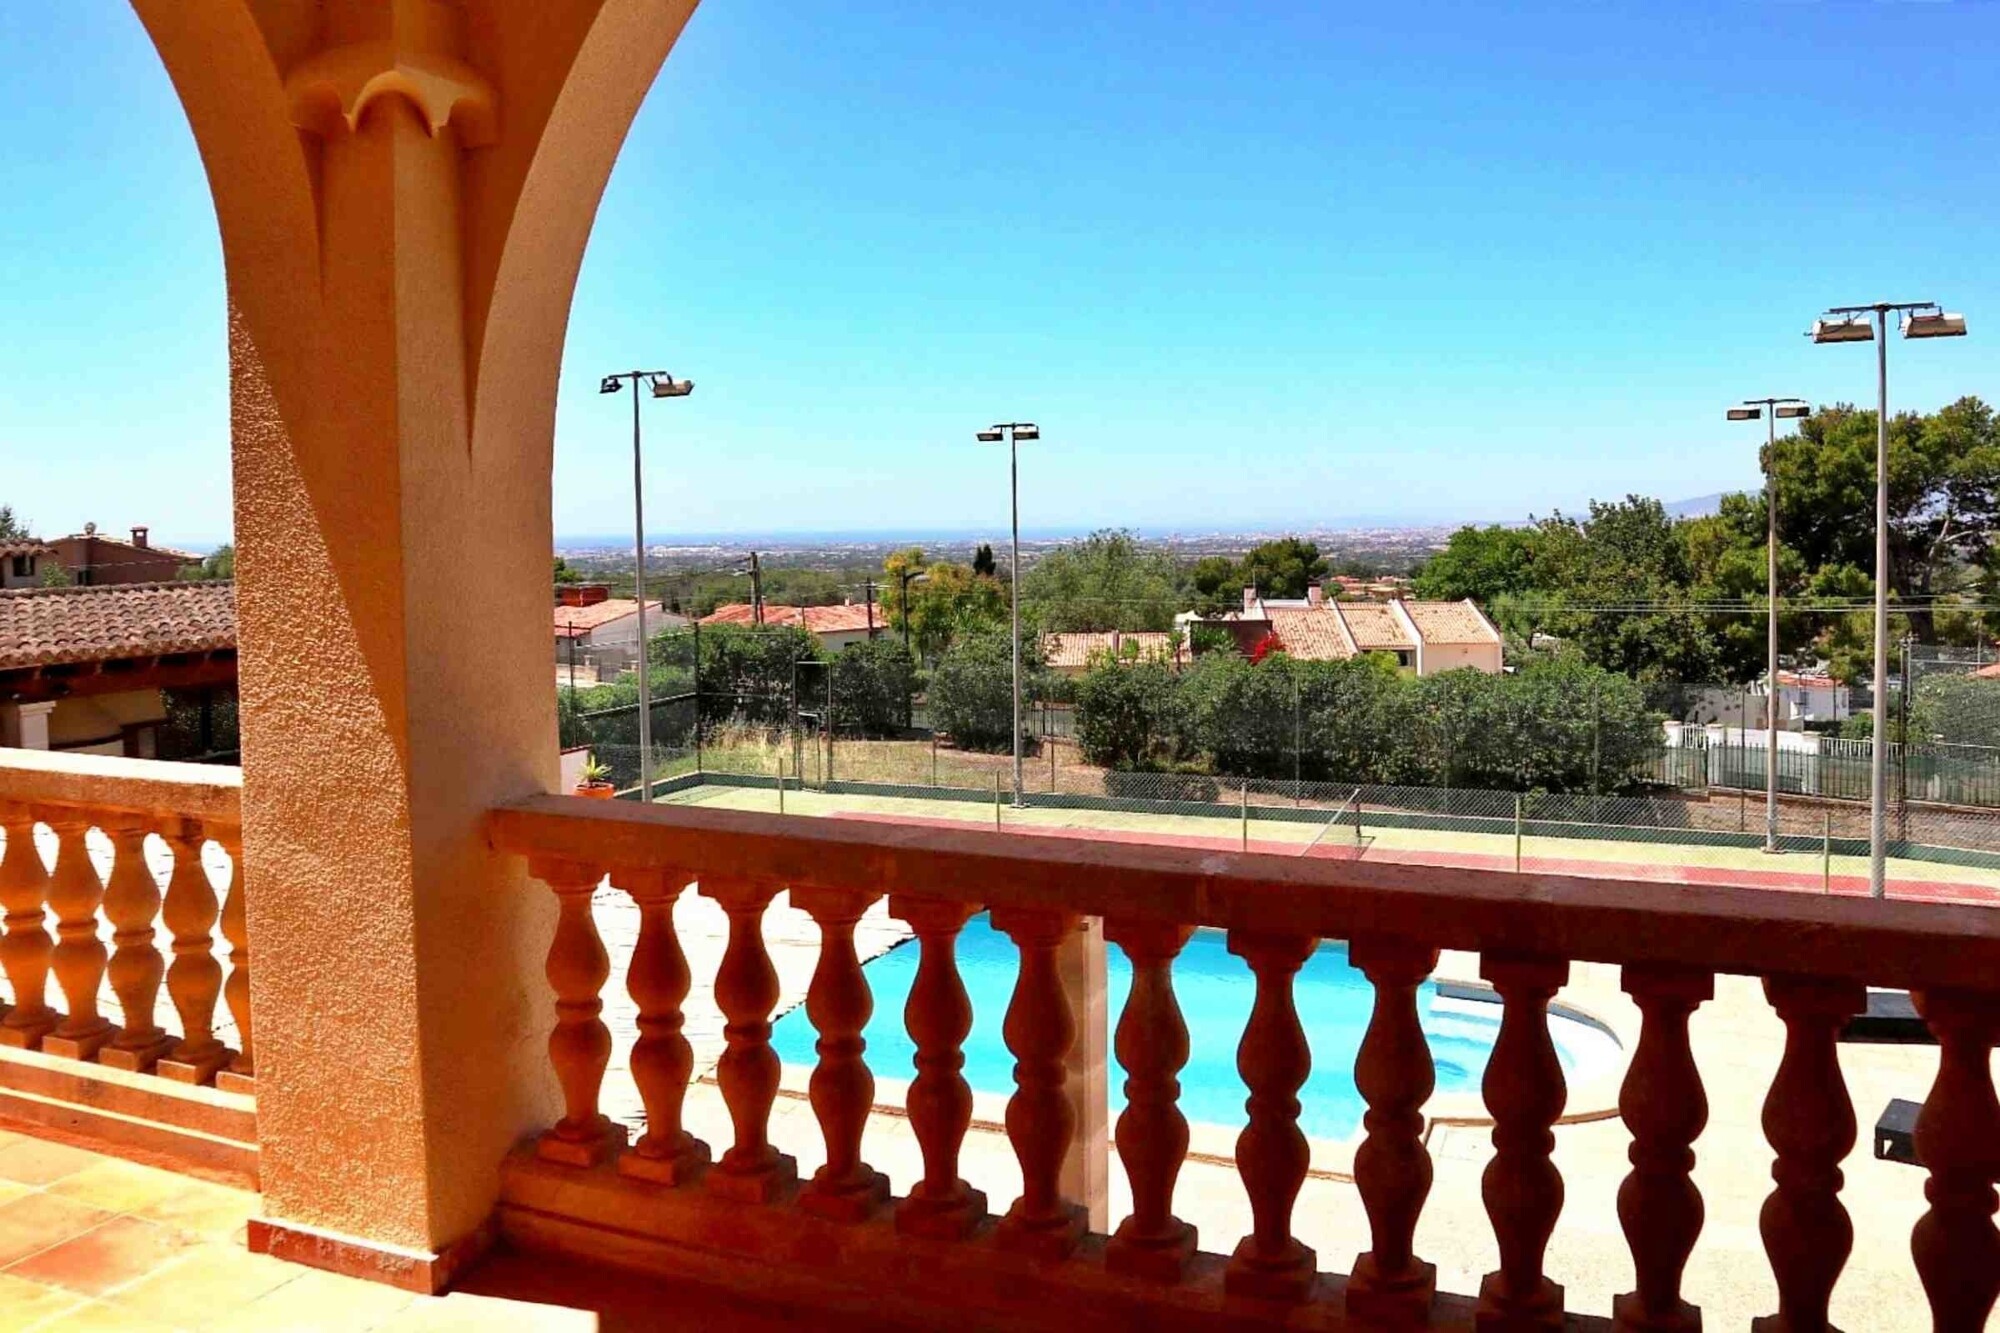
(770, 915), (1614, 1141)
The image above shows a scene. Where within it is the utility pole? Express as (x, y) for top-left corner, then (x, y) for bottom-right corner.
(864, 579), (876, 637)
(749, 551), (764, 626)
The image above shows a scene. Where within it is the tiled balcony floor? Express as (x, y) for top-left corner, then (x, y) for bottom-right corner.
(0, 1128), (916, 1333)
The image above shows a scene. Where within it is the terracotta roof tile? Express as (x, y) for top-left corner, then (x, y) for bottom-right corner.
(701, 603), (881, 635)
(553, 599), (659, 637)
(0, 581), (235, 670)
(1043, 631), (1175, 669)
(1401, 600), (1498, 645)
(1333, 602), (1415, 652)
(0, 541), (54, 559)
(1264, 608), (1355, 661)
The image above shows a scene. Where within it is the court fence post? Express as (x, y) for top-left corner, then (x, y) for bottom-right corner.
(1515, 792), (1523, 873)
(1354, 786), (1363, 850)
(778, 750), (786, 816)
(1240, 780), (1249, 853)
(1823, 809), (1832, 893)
(994, 770), (1003, 832)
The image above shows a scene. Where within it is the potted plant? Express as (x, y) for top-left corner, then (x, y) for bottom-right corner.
(574, 755), (616, 799)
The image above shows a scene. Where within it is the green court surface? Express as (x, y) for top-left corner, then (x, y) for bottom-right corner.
(656, 782), (2000, 903)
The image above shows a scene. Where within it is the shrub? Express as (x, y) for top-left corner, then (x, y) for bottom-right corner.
(929, 632), (1047, 752)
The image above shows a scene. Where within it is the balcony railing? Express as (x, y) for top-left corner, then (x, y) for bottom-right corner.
(488, 794), (2000, 1331)
(0, 749), (255, 1179)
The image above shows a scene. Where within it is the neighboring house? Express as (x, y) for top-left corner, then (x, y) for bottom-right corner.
(0, 581), (237, 758)
(553, 584), (679, 680)
(0, 540), (54, 589)
(701, 602), (882, 652)
(1769, 670), (1853, 727)
(47, 523), (200, 586)
(1042, 630), (1181, 678)
(1180, 585), (1502, 675)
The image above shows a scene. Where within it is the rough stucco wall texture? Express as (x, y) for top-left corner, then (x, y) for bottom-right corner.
(140, 0), (699, 1256)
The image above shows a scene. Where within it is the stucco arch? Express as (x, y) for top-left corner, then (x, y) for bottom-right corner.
(123, 0), (704, 1267)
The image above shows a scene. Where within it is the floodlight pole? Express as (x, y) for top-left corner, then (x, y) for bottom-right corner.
(601, 369), (694, 803)
(1731, 397), (1809, 854)
(1812, 300), (1966, 898)
(980, 422), (1040, 805)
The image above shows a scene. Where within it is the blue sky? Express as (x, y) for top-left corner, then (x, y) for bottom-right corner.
(2, 2), (1996, 548)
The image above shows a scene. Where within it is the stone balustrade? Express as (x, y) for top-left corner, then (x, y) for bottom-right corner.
(0, 749), (251, 1092)
(488, 794), (2000, 1332)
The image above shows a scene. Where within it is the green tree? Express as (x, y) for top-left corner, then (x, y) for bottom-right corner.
(183, 544), (235, 581)
(895, 561), (1007, 663)
(928, 631), (1044, 752)
(1236, 536), (1328, 600)
(1073, 657), (1182, 770)
(0, 507), (26, 540)
(552, 555), (582, 584)
(1021, 528), (1181, 632)
(972, 543), (997, 578)
(829, 638), (917, 736)
(1185, 555), (1241, 614)
(693, 624), (821, 728)
(1412, 525), (1538, 604)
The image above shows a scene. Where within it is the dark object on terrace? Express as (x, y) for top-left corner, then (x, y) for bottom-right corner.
(1840, 989), (1933, 1045)
(1875, 1097), (1922, 1165)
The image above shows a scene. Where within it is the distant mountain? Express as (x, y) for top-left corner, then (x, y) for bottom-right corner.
(1662, 492), (1728, 519)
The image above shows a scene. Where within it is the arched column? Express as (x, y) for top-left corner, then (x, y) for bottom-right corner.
(128, 0), (699, 1288)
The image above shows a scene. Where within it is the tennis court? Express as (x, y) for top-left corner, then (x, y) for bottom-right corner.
(655, 779), (2000, 907)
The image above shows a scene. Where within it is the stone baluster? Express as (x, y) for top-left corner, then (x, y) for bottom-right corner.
(97, 818), (175, 1072)
(215, 824), (255, 1093)
(891, 895), (987, 1239)
(156, 820), (229, 1083)
(616, 868), (708, 1185)
(993, 906), (1086, 1259)
(0, 805), (57, 1048)
(702, 876), (796, 1202)
(41, 814), (115, 1061)
(1225, 929), (1319, 1302)
(1613, 965), (1713, 1333)
(1104, 919), (1197, 1283)
(1753, 976), (1865, 1333)
(1475, 954), (1569, 1333)
(1348, 936), (1441, 1324)
(531, 857), (622, 1166)
(795, 887), (889, 1220)
(1910, 987), (2000, 1333)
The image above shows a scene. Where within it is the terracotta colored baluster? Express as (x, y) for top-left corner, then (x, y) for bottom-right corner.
(1348, 936), (1441, 1323)
(1475, 954), (1569, 1333)
(616, 868), (708, 1184)
(532, 857), (622, 1166)
(97, 818), (175, 1072)
(891, 895), (987, 1239)
(1104, 919), (1197, 1283)
(702, 876), (796, 1202)
(1613, 964), (1713, 1333)
(41, 814), (114, 1061)
(0, 806), (57, 1048)
(1910, 987), (2000, 1333)
(1752, 976), (1864, 1333)
(1225, 929), (1319, 1302)
(992, 906), (1086, 1259)
(156, 820), (229, 1083)
(215, 824), (255, 1093)
(795, 886), (889, 1220)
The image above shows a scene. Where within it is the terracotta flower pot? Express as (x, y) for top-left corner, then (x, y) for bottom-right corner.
(574, 781), (616, 800)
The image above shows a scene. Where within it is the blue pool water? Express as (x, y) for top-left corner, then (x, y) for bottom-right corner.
(770, 916), (1591, 1141)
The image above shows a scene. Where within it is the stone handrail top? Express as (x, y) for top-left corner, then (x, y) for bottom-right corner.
(488, 794), (2000, 992)
(0, 749), (241, 826)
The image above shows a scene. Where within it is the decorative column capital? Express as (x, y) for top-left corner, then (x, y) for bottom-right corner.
(286, 39), (498, 147)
